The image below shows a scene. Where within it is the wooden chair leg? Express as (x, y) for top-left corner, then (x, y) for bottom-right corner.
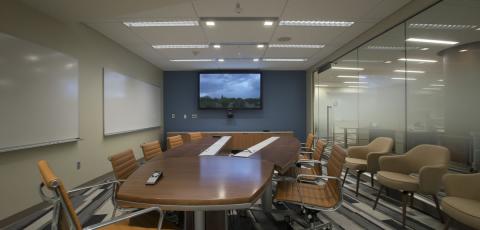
(373, 185), (384, 209)
(443, 216), (450, 230)
(370, 172), (375, 187)
(342, 168), (349, 187)
(355, 171), (363, 197)
(433, 194), (444, 223)
(409, 192), (414, 207)
(401, 192), (408, 227)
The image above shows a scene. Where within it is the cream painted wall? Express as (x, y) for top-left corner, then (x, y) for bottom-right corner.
(0, 0), (163, 220)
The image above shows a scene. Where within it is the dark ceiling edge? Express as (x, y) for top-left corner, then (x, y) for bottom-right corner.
(308, 0), (442, 72)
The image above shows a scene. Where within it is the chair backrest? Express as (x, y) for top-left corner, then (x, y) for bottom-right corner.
(406, 144), (450, 172)
(305, 133), (315, 150)
(37, 160), (82, 230)
(326, 145), (347, 201)
(188, 132), (203, 141)
(109, 149), (139, 180)
(312, 139), (327, 175)
(367, 137), (394, 153)
(167, 135), (184, 149)
(141, 140), (163, 161)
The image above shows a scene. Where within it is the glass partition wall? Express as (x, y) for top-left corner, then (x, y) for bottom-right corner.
(313, 0), (480, 172)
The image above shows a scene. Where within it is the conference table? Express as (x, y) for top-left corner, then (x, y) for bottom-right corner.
(117, 136), (300, 230)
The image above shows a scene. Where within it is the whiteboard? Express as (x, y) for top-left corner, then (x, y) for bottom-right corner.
(103, 69), (162, 136)
(0, 33), (79, 152)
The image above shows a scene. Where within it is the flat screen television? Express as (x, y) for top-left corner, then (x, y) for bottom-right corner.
(198, 72), (262, 109)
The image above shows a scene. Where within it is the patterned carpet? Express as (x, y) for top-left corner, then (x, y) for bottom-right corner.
(1, 166), (473, 230)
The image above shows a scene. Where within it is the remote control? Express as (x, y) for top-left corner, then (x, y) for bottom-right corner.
(145, 171), (163, 185)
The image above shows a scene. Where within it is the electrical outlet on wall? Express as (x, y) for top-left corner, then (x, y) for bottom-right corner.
(171, 113), (175, 119)
(192, 114), (198, 119)
(76, 161), (81, 170)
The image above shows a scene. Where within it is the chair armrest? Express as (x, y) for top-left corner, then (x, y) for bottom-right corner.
(84, 206), (163, 230)
(296, 160), (326, 167)
(299, 151), (313, 159)
(443, 173), (480, 200)
(418, 165), (448, 194)
(68, 180), (124, 194)
(347, 146), (369, 159)
(300, 146), (313, 152)
(366, 152), (392, 173)
(379, 155), (411, 174)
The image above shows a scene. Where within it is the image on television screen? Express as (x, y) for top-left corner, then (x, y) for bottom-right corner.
(199, 73), (262, 109)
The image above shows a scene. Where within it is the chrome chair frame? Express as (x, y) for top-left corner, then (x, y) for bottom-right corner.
(39, 180), (164, 230)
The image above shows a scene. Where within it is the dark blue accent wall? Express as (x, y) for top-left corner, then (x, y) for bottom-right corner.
(164, 71), (306, 141)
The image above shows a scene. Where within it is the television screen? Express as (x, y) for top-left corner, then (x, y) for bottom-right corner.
(198, 72), (262, 109)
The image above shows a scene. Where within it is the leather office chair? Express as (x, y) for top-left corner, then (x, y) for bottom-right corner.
(275, 145), (346, 229)
(441, 173), (480, 229)
(300, 133), (315, 152)
(188, 132), (202, 141)
(373, 144), (450, 226)
(343, 137), (394, 196)
(141, 140), (163, 161)
(167, 135), (183, 149)
(284, 139), (327, 178)
(37, 160), (165, 230)
(108, 149), (139, 216)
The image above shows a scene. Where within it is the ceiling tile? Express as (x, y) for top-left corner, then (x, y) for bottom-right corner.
(203, 21), (274, 43)
(131, 26), (208, 44)
(271, 27), (346, 44)
(264, 47), (320, 58)
(193, 0), (287, 17)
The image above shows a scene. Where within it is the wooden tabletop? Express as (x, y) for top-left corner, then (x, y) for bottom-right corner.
(248, 136), (300, 173)
(117, 156), (274, 207)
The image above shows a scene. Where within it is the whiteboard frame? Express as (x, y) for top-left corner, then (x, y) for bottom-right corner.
(102, 68), (162, 136)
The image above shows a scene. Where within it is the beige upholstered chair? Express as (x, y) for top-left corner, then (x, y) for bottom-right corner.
(301, 133), (315, 152)
(141, 140), (163, 161)
(275, 145), (346, 229)
(188, 132), (203, 141)
(441, 173), (480, 229)
(343, 137), (394, 196)
(373, 144), (450, 226)
(167, 135), (183, 149)
(37, 160), (166, 230)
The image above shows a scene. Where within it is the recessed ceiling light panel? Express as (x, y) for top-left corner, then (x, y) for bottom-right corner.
(406, 38), (458, 45)
(262, 58), (306, 62)
(123, 21), (199, 27)
(268, 44), (325, 48)
(279, 20), (354, 27)
(394, 70), (425, 73)
(152, 44), (209, 49)
(205, 21), (216, 26)
(391, 77), (417, 80)
(170, 59), (213, 62)
(409, 23), (478, 30)
(398, 58), (438, 63)
(264, 20), (274, 26)
(331, 66), (364, 71)
(337, 75), (366, 79)
(366, 45), (421, 50)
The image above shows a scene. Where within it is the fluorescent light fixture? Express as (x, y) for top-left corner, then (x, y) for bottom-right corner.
(123, 21), (198, 27)
(170, 59), (213, 62)
(344, 81), (367, 84)
(205, 21), (215, 26)
(366, 45), (421, 50)
(477, 28), (480, 31)
(391, 77), (417, 80)
(257, 44), (265, 48)
(341, 59), (384, 63)
(398, 58), (438, 63)
(409, 23), (478, 30)
(348, 85), (368, 88)
(430, 84), (445, 87)
(459, 49), (468, 52)
(423, 87), (441, 90)
(152, 44), (209, 49)
(213, 44), (221, 49)
(218, 58), (224, 62)
(337, 75), (366, 79)
(279, 20), (354, 27)
(384, 61), (392, 64)
(315, 84), (329, 87)
(420, 47), (429, 51)
(331, 66), (364, 71)
(437, 79), (444, 82)
(264, 20), (274, 26)
(253, 58), (259, 62)
(262, 58), (306, 62)
(268, 44), (325, 48)
(394, 69), (425, 73)
(406, 38), (458, 45)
